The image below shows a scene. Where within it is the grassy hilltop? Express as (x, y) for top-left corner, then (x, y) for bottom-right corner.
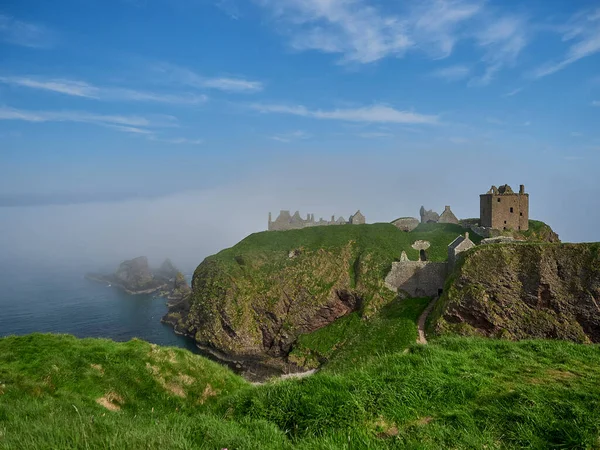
(165, 221), (559, 364)
(166, 223), (482, 361)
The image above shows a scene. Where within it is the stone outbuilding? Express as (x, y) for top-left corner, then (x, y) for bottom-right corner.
(448, 232), (476, 270)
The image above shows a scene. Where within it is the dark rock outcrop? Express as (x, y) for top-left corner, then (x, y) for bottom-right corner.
(432, 243), (600, 343)
(86, 257), (191, 298)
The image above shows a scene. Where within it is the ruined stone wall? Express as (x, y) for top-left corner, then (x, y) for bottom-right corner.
(268, 210), (362, 231)
(384, 261), (447, 297)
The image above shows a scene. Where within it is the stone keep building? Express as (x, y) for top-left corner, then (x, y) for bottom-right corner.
(480, 184), (529, 231)
(268, 210), (365, 231)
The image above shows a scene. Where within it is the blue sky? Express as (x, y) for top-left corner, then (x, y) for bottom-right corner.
(1, 0), (600, 251)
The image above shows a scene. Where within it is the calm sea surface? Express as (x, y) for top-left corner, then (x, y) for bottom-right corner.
(0, 259), (198, 353)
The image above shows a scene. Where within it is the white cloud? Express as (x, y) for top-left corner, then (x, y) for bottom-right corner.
(105, 125), (155, 135)
(504, 87), (523, 97)
(155, 63), (263, 93)
(410, 0), (482, 58)
(269, 130), (310, 143)
(0, 14), (55, 48)
(256, 0), (413, 64)
(0, 76), (207, 105)
(0, 77), (98, 97)
(251, 103), (438, 124)
(592, 100), (600, 106)
(471, 15), (529, 85)
(430, 65), (470, 81)
(215, 0), (241, 19)
(148, 136), (203, 145)
(358, 132), (393, 138)
(533, 8), (600, 78)
(571, 131), (583, 137)
(0, 106), (177, 131)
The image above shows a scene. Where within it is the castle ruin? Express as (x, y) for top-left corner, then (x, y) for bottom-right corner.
(480, 184), (529, 231)
(419, 205), (459, 225)
(384, 232), (475, 297)
(268, 210), (365, 231)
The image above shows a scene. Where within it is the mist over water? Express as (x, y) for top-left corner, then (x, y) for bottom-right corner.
(0, 154), (598, 345)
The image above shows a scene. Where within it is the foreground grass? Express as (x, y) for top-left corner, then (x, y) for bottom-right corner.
(2, 326), (600, 448)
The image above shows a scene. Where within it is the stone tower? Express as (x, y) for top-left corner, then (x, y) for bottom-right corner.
(480, 184), (529, 231)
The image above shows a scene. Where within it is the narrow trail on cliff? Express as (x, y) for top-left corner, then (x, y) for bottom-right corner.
(417, 296), (439, 345)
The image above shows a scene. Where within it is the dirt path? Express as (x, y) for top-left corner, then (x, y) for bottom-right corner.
(417, 296), (439, 345)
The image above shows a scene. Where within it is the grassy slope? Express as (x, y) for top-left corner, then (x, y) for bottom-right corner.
(181, 223), (480, 355)
(288, 297), (431, 370)
(4, 296), (600, 449)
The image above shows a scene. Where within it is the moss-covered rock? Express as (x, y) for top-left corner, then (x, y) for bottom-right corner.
(431, 242), (600, 342)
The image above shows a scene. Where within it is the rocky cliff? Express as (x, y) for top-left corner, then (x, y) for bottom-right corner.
(163, 223), (482, 365)
(431, 243), (600, 342)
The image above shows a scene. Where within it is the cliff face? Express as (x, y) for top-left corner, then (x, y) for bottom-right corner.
(432, 243), (600, 343)
(166, 242), (389, 359)
(164, 223), (477, 361)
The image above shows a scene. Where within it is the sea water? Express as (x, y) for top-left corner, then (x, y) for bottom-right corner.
(0, 258), (198, 353)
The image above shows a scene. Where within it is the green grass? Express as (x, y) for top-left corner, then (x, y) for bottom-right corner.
(2, 332), (600, 449)
(289, 297), (431, 371)
(211, 222), (478, 268)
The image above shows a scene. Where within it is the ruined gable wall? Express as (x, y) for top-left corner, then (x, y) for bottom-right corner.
(384, 261), (447, 297)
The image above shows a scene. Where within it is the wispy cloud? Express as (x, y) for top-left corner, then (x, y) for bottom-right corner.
(155, 63), (263, 93)
(269, 130), (310, 143)
(358, 132), (393, 138)
(0, 106), (177, 131)
(256, 0), (413, 64)
(255, 0), (529, 83)
(215, 0), (241, 19)
(504, 87), (523, 97)
(105, 125), (156, 135)
(533, 8), (600, 78)
(0, 76), (207, 105)
(251, 103), (438, 124)
(571, 131), (583, 137)
(430, 65), (470, 81)
(0, 14), (55, 48)
(410, 0), (483, 58)
(0, 77), (98, 97)
(471, 15), (529, 85)
(256, 0), (484, 64)
(148, 136), (204, 145)
(592, 100), (600, 106)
